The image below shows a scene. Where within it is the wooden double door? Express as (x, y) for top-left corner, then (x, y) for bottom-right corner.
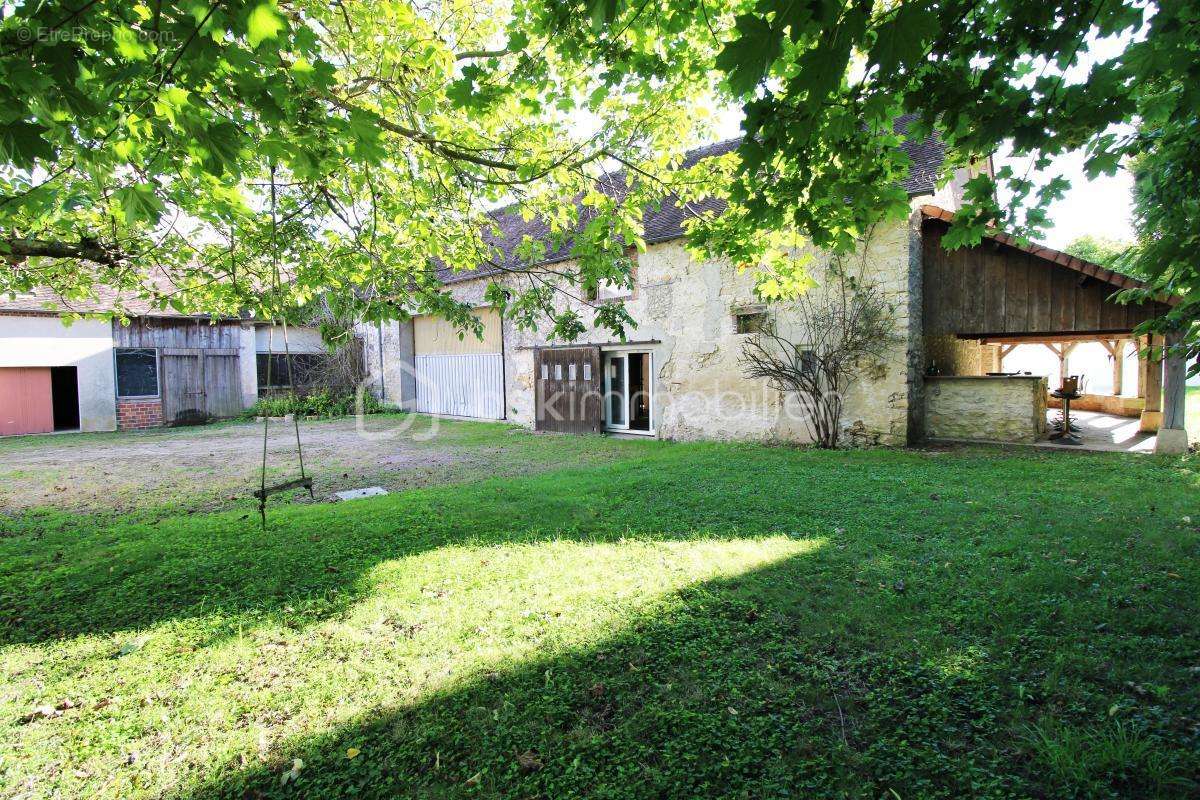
(534, 346), (602, 433)
(161, 349), (242, 425)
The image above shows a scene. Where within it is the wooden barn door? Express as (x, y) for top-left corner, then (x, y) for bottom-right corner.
(535, 346), (601, 433)
(161, 353), (205, 424)
(201, 353), (243, 418)
(162, 349), (242, 424)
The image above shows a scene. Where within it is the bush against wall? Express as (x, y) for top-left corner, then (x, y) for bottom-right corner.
(256, 302), (375, 405)
(740, 243), (901, 448)
(246, 389), (395, 420)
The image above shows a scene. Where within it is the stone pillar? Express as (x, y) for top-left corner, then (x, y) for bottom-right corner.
(1155, 331), (1189, 454)
(1139, 334), (1163, 433)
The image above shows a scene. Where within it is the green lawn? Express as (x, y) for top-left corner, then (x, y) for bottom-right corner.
(1189, 385), (1199, 442)
(2, 427), (1198, 799)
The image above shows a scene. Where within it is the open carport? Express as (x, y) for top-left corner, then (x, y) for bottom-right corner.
(919, 205), (1188, 453)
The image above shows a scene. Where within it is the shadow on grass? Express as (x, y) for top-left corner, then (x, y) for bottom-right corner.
(3, 442), (1197, 797)
(165, 551), (1195, 800)
(0, 443), (1192, 650)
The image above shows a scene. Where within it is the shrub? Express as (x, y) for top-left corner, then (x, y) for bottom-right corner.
(245, 389), (396, 419)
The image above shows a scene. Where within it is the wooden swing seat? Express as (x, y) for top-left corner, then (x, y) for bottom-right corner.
(252, 476), (314, 501)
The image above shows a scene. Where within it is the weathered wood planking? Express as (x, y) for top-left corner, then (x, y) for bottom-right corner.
(112, 317), (242, 350)
(534, 346), (602, 433)
(114, 318), (245, 424)
(922, 220), (1166, 338)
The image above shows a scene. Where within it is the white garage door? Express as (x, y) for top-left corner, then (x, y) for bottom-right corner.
(413, 309), (504, 420)
(415, 353), (504, 418)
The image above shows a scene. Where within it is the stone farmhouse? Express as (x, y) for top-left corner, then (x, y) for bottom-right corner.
(372, 136), (1187, 453)
(1, 128), (1188, 451)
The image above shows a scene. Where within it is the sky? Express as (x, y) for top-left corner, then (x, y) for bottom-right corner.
(995, 149), (1135, 251)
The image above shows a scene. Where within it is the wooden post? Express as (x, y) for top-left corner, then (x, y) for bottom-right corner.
(998, 344), (1017, 372)
(1099, 339), (1125, 397)
(1156, 330), (1188, 453)
(1139, 334), (1163, 432)
(1044, 342), (1078, 389)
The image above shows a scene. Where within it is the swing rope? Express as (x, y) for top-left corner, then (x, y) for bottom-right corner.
(254, 163), (313, 528)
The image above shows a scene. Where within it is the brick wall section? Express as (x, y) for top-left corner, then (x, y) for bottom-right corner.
(116, 398), (163, 430)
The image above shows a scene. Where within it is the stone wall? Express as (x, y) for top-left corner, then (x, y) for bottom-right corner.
(925, 335), (1001, 376)
(431, 217), (918, 445)
(358, 319), (416, 409)
(924, 375), (1047, 443)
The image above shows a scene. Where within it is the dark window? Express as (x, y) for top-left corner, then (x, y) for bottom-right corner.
(735, 311), (768, 335)
(115, 348), (159, 397)
(256, 353), (329, 388)
(800, 349), (817, 375)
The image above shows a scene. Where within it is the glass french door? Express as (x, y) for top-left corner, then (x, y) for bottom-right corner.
(603, 351), (653, 432)
(605, 354), (628, 429)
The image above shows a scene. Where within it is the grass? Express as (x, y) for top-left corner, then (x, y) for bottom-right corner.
(1188, 385), (1199, 441)
(1, 424), (1198, 799)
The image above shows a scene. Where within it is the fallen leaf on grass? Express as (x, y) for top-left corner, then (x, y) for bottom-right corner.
(516, 750), (543, 773)
(279, 758), (304, 786)
(18, 704), (61, 724)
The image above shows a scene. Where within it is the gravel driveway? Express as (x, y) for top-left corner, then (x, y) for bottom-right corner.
(0, 414), (622, 517)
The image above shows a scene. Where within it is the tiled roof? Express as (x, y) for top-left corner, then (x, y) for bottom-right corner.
(440, 115), (946, 284)
(0, 276), (229, 318)
(919, 204), (1179, 307)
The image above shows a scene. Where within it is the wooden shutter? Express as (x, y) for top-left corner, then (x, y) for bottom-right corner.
(534, 346), (602, 433)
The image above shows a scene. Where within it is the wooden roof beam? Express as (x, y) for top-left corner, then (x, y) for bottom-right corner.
(968, 330), (1137, 345)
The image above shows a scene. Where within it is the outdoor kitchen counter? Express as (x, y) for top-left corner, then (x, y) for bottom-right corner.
(924, 375), (1049, 444)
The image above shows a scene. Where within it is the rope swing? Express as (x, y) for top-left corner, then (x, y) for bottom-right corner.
(252, 163), (314, 527)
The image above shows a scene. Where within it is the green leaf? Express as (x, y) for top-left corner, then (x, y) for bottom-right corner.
(0, 120), (55, 168)
(113, 26), (151, 61)
(247, 3), (285, 48)
(194, 122), (243, 175)
(868, 2), (933, 75)
(114, 183), (166, 225)
(715, 15), (782, 97)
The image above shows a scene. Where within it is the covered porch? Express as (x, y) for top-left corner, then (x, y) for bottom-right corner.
(919, 206), (1187, 453)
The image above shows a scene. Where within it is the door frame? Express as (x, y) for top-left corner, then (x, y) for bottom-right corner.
(602, 347), (654, 436)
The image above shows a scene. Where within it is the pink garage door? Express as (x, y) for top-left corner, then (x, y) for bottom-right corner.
(0, 367), (55, 436)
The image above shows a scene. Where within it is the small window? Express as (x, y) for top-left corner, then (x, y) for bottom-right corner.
(541, 363), (549, 380)
(554, 364), (563, 380)
(569, 363), (577, 381)
(800, 349), (817, 375)
(583, 363), (592, 381)
(115, 348), (159, 397)
(735, 311), (768, 335)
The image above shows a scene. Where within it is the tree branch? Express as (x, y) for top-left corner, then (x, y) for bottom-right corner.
(3, 238), (124, 265)
(455, 46), (518, 61)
